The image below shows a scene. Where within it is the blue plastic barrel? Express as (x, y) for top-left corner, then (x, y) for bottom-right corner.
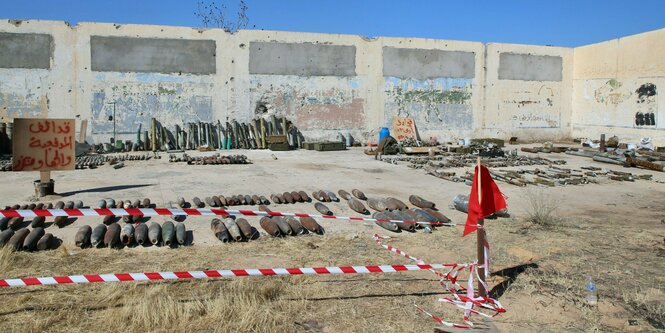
(379, 127), (390, 143)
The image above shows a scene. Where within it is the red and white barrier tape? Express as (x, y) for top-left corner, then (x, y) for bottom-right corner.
(373, 234), (505, 329)
(0, 264), (446, 288)
(0, 208), (472, 227)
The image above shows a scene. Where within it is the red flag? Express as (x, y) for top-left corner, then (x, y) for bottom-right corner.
(463, 164), (507, 236)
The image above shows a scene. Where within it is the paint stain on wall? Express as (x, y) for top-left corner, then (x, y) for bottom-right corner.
(636, 83), (656, 103)
(384, 77), (473, 131)
(594, 79), (631, 105)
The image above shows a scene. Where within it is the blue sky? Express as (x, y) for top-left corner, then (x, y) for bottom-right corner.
(2, 0), (665, 47)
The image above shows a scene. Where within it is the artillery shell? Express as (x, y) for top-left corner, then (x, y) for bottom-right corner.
(162, 221), (175, 246)
(122, 214), (134, 224)
(0, 217), (8, 231)
(8, 216), (24, 230)
(104, 223), (121, 248)
(390, 211), (416, 232)
(383, 198), (400, 211)
(35, 203), (44, 210)
(116, 200), (124, 209)
(91, 224), (107, 247)
(372, 212), (399, 232)
(175, 223), (186, 245)
(290, 191), (302, 202)
(75, 225), (92, 248)
(386, 197), (408, 210)
(212, 196), (222, 207)
(103, 215), (115, 225)
(97, 199), (107, 208)
(367, 198), (389, 212)
(276, 194), (285, 204)
(104, 198), (115, 208)
(259, 196), (270, 205)
(299, 217), (323, 234)
(298, 191), (311, 202)
(348, 198), (368, 215)
(31, 216), (45, 228)
(132, 199), (141, 208)
(218, 195), (228, 206)
(0, 229), (15, 247)
(244, 195), (253, 205)
(177, 197), (186, 208)
(409, 195), (436, 209)
(121, 224), (135, 245)
(237, 195), (247, 205)
(142, 198), (151, 208)
(249, 195), (259, 206)
(270, 194), (282, 204)
(36, 233), (54, 251)
(46, 203), (53, 209)
(324, 191), (339, 202)
(319, 191), (331, 202)
(259, 217), (281, 237)
(423, 208), (451, 224)
(27, 203), (36, 210)
(224, 218), (243, 241)
(7, 228), (29, 250)
(286, 217), (305, 235)
(351, 189), (367, 200)
(272, 217), (293, 235)
(55, 201), (65, 209)
(74, 200), (84, 208)
(411, 208), (437, 223)
(235, 218), (255, 239)
(283, 192), (294, 204)
(22, 227), (44, 251)
(135, 223), (148, 245)
(192, 197), (204, 208)
(205, 197), (216, 207)
(211, 218), (231, 242)
(314, 202), (332, 215)
(338, 189), (352, 200)
(148, 222), (162, 245)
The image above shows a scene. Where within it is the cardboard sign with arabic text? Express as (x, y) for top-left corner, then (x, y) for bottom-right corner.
(12, 118), (75, 171)
(391, 116), (418, 141)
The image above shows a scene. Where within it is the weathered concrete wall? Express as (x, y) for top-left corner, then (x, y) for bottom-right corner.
(12, 19), (665, 146)
(90, 36), (217, 74)
(484, 43), (573, 141)
(0, 20), (75, 128)
(572, 28), (665, 145)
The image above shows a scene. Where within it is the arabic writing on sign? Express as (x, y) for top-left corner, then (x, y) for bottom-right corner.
(12, 118), (76, 172)
(391, 116), (418, 141)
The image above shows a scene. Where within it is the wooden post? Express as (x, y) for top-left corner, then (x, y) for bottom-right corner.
(476, 156), (487, 297)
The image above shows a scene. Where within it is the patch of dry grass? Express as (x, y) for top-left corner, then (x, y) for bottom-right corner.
(622, 286), (665, 328)
(524, 189), (560, 227)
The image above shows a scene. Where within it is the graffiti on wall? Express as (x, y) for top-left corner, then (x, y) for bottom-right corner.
(249, 76), (365, 130)
(90, 78), (213, 136)
(501, 84), (560, 128)
(593, 79), (631, 105)
(635, 83), (657, 127)
(384, 77), (472, 131)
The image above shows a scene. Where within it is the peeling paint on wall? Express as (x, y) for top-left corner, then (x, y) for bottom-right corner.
(0, 69), (50, 121)
(249, 75), (365, 131)
(90, 72), (214, 141)
(499, 84), (560, 128)
(384, 77), (472, 131)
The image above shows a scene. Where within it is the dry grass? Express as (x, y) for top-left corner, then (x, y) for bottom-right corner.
(523, 189), (560, 227)
(622, 287), (665, 328)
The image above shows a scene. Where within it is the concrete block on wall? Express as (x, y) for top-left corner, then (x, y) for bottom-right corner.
(90, 36), (216, 74)
(249, 42), (356, 76)
(0, 32), (52, 69)
(498, 53), (562, 81)
(382, 47), (475, 79)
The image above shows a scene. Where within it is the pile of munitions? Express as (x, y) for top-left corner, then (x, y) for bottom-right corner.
(76, 221), (186, 249)
(97, 198), (153, 224)
(271, 191), (313, 204)
(168, 153), (251, 165)
(181, 195), (270, 208)
(337, 189), (450, 233)
(385, 153), (565, 170)
(0, 201), (71, 251)
(0, 153), (155, 171)
(566, 148), (665, 172)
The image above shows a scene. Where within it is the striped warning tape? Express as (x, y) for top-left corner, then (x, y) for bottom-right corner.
(0, 264), (448, 288)
(0, 208), (470, 227)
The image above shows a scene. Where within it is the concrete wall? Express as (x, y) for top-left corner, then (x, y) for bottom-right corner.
(572, 28), (665, 145)
(6, 19), (661, 145)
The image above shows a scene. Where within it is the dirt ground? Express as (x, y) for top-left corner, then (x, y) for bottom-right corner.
(0, 144), (663, 332)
